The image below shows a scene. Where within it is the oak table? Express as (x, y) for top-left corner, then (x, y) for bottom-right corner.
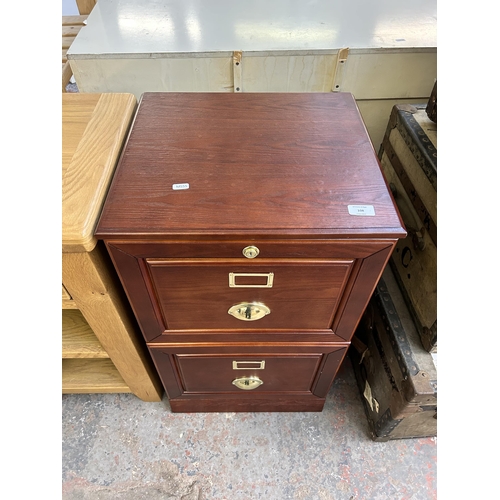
(62, 92), (163, 401)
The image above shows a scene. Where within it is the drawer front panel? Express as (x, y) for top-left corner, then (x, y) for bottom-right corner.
(106, 240), (396, 342)
(147, 259), (354, 330)
(150, 345), (347, 399)
(178, 354), (320, 393)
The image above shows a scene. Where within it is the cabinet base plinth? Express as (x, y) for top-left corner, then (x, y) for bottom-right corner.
(168, 396), (326, 413)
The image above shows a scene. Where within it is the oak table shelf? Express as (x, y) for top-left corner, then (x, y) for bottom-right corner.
(62, 92), (163, 401)
(62, 359), (130, 394)
(62, 309), (108, 359)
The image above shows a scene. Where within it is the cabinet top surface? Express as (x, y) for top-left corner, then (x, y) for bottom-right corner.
(62, 92), (136, 252)
(96, 92), (406, 239)
(68, 0), (436, 58)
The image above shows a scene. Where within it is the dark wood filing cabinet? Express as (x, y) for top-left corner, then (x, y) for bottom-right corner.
(96, 92), (406, 413)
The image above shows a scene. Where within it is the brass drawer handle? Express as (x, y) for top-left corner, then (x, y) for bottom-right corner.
(228, 302), (270, 321)
(229, 272), (274, 288)
(232, 376), (263, 390)
(233, 361), (265, 370)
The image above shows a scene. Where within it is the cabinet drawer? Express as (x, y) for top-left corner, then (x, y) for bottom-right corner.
(150, 344), (347, 399)
(147, 258), (354, 330)
(178, 354), (319, 393)
(107, 239), (397, 342)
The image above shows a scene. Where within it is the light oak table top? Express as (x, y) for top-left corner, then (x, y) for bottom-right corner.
(62, 93), (136, 253)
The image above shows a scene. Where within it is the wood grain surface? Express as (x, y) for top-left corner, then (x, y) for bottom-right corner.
(62, 310), (108, 358)
(96, 93), (405, 239)
(63, 93), (136, 252)
(62, 244), (163, 401)
(62, 359), (131, 393)
(147, 258), (354, 330)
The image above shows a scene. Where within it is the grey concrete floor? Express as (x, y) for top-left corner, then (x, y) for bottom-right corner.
(62, 355), (437, 500)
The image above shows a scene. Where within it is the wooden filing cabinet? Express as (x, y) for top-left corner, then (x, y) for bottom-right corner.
(95, 92), (406, 412)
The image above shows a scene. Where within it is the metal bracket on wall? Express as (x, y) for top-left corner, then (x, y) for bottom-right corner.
(331, 47), (349, 92)
(233, 51), (242, 92)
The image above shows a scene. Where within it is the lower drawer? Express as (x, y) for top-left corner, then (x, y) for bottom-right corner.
(150, 344), (347, 412)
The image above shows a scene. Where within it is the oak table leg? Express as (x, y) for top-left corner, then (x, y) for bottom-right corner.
(62, 246), (163, 402)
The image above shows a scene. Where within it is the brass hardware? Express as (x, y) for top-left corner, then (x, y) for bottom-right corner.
(242, 246), (259, 259)
(229, 272), (274, 288)
(228, 302), (271, 321)
(233, 361), (265, 370)
(232, 376), (263, 390)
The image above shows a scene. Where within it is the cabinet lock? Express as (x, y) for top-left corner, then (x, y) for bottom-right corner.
(242, 246), (260, 259)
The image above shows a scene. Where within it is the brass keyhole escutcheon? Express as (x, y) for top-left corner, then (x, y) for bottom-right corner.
(242, 246), (259, 259)
(232, 376), (263, 390)
(228, 302), (270, 321)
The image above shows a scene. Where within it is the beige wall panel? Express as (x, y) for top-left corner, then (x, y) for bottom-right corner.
(242, 54), (337, 92)
(340, 51), (437, 100)
(71, 57), (234, 99)
(71, 56), (435, 152)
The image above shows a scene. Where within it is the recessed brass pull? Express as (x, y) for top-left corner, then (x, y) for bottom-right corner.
(228, 302), (270, 321)
(232, 376), (263, 390)
(229, 272), (274, 288)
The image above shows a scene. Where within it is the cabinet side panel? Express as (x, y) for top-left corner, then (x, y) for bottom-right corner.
(312, 347), (348, 397)
(335, 244), (395, 341)
(149, 350), (183, 399)
(106, 243), (164, 341)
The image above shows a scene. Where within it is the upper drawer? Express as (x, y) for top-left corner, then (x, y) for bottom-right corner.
(106, 239), (397, 341)
(147, 258), (354, 330)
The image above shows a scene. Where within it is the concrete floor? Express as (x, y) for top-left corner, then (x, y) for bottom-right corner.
(62, 355), (437, 500)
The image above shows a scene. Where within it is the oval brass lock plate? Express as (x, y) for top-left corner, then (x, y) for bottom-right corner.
(232, 376), (263, 390)
(228, 302), (270, 321)
(242, 246), (259, 259)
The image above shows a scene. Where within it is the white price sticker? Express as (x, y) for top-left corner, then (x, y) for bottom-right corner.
(172, 183), (190, 190)
(348, 205), (375, 216)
